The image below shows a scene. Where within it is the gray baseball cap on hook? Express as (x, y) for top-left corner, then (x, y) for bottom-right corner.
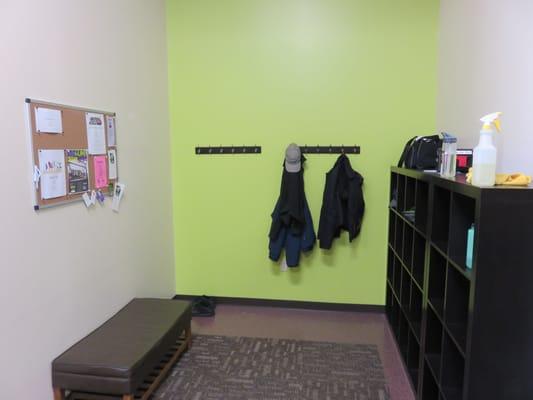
(285, 143), (301, 173)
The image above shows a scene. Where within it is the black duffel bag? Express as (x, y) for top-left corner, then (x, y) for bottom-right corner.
(398, 135), (442, 170)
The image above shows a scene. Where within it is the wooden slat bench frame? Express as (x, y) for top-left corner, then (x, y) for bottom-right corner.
(53, 326), (192, 400)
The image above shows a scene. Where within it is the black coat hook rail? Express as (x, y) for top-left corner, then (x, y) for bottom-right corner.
(195, 146), (262, 155)
(300, 145), (360, 154)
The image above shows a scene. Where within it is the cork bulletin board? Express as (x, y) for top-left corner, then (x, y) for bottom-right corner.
(25, 99), (119, 210)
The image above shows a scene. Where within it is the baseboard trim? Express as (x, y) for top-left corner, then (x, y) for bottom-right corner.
(173, 294), (385, 313)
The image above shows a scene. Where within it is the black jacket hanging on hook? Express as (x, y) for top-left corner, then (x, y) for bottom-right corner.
(318, 154), (365, 249)
(270, 161), (305, 237)
(269, 156), (316, 267)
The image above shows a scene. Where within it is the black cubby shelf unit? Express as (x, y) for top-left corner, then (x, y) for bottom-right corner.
(386, 167), (533, 400)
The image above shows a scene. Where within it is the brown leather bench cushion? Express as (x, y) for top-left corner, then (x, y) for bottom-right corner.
(52, 298), (191, 395)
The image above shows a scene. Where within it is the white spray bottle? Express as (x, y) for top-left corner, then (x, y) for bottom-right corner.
(472, 112), (502, 186)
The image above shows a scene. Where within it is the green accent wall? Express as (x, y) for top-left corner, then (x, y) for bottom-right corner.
(167, 0), (439, 305)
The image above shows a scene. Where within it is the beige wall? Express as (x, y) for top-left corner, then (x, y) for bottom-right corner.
(0, 1), (175, 398)
(437, 0), (533, 172)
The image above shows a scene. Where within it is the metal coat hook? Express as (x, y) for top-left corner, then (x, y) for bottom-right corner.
(299, 144), (361, 154)
(195, 145), (262, 155)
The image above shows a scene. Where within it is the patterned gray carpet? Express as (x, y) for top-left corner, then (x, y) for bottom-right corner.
(154, 335), (390, 400)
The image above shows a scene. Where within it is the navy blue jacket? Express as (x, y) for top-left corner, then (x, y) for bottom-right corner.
(269, 197), (316, 267)
(269, 161), (316, 267)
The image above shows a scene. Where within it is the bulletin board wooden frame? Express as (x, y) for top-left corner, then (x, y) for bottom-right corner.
(25, 98), (118, 210)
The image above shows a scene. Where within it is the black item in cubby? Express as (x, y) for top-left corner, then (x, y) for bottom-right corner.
(400, 267), (411, 308)
(389, 210), (396, 246)
(387, 167), (533, 399)
(395, 219), (404, 257)
(422, 363), (440, 400)
(428, 247), (446, 318)
(415, 180), (429, 233)
(398, 175), (406, 211)
(412, 232), (425, 288)
(445, 266), (469, 353)
(441, 333), (465, 400)
(431, 186), (451, 253)
(448, 193), (476, 269)
(403, 225), (414, 269)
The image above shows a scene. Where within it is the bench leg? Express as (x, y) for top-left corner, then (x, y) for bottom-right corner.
(186, 324), (192, 350)
(53, 388), (65, 400)
(122, 395), (134, 400)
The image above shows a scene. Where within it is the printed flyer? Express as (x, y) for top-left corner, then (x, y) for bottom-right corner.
(108, 149), (117, 179)
(66, 149), (89, 194)
(93, 155), (108, 189)
(106, 115), (116, 147)
(39, 149), (67, 199)
(86, 112), (106, 154)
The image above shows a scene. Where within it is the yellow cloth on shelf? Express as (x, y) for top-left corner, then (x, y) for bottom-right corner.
(495, 173), (532, 186)
(466, 169), (473, 183)
(466, 168), (531, 186)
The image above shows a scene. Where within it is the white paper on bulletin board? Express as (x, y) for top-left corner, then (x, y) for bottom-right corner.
(108, 149), (118, 179)
(106, 115), (116, 147)
(38, 149), (67, 199)
(35, 107), (63, 134)
(86, 112), (106, 154)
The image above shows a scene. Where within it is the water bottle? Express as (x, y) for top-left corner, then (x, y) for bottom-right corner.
(440, 133), (457, 178)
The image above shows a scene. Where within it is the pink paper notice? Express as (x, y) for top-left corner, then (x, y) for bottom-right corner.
(93, 156), (108, 188)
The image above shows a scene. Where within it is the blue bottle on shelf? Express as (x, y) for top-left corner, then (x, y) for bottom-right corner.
(466, 224), (475, 269)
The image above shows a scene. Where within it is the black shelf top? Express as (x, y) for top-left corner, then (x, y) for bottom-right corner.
(391, 167), (533, 199)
